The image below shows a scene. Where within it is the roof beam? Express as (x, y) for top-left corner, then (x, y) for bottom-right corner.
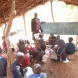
(0, 0), (10, 11)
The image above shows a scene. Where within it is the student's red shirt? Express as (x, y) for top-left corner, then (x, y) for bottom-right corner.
(21, 55), (30, 68)
(26, 45), (33, 55)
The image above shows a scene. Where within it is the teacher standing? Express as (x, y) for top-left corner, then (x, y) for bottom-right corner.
(31, 13), (42, 40)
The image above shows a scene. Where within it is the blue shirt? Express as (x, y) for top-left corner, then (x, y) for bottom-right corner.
(65, 42), (77, 54)
(11, 61), (24, 78)
(0, 56), (7, 77)
(28, 74), (44, 78)
(65, 43), (77, 51)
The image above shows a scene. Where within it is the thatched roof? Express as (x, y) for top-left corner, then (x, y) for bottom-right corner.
(0, 0), (78, 27)
(0, 0), (49, 27)
(59, 0), (78, 5)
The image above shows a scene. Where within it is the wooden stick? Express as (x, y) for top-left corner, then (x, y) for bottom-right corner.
(3, 23), (7, 36)
(23, 14), (27, 39)
(50, 0), (55, 22)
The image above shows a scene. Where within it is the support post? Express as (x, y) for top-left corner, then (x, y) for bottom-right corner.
(23, 14), (27, 39)
(6, 39), (12, 78)
(5, 0), (15, 78)
(50, 0), (55, 22)
(3, 23), (7, 36)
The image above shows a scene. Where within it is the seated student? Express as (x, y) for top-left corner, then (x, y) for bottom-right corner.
(33, 40), (44, 61)
(55, 39), (69, 63)
(17, 39), (26, 47)
(39, 34), (44, 44)
(40, 42), (46, 51)
(38, 34), (46, 51)
(0, 47), (7, 78)
(11, 52), (27, 78)
(16, 39), (26, 52)
(28, 64), (44, 78)
(26, 40), (33, 55)
(17, 40), (30, 67)
(48, 33), (56, 46)
(65, 37), (77, 55)
(18, 45), (30, 69)
(56, 35), (60, 43)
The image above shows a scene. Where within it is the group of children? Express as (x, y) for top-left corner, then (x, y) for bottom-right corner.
(0, 34), (77, 78)
(48, 33), (77, 63)
(11, 37), (49, 78)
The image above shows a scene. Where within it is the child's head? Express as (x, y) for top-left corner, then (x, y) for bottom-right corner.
(19, 45), (26, 54)
(33, 64), (41, 74)
(69, 37), (73, 43)
(0, 47), (2, 54)
(18, 39), (25, 45)
(39, 34), (43, 38)
(16, 52), (24, 63)
(26, 40), (30, 44)
(2, 36), (5, 41)
(50, 33), (53, 37)
(35, 40), (41, 49)
(56, 35), (60, 40)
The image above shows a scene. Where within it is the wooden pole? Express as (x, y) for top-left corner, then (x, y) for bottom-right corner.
(23, 14), (27, 39)
(3, 23), (7, 36)
(6, 39), (12, 78)
(50, 0), (55, 22)
(5, 0), (15, 78)
(76, 35), (78, 46)
(2, 8), (7, 36)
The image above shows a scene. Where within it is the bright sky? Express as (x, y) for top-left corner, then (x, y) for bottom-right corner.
(0, 1), (78, 46)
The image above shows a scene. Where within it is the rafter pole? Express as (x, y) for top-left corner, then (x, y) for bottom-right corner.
(2, 8), (7, 36)
(23, 14), (27, 39)
(50, 0), (55, 22)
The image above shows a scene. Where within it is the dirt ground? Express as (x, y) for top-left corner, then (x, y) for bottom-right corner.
(3, 51), (78, 78)
(41, 51), (78, 78)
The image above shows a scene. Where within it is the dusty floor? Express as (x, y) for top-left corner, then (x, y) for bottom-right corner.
(41, 51), (78, 78)
(3, 51), (78, 78)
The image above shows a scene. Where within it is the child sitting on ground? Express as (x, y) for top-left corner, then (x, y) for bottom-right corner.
(26, 40), (33, 55)
(33, 40), (45, 62)
(11, 52), (27, 78)
(54, 39), (69, 63)
(65, 37), (77, 55)
(48, 33), (56, 46)
(39, 34), (44, 44)
(28, 64), (44, 78)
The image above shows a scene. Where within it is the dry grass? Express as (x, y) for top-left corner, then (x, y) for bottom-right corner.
(0, 0), (49, 27)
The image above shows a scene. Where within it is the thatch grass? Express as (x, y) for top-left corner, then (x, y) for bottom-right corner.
(0, 0), (78, 27)
(0, 0), (49, 27)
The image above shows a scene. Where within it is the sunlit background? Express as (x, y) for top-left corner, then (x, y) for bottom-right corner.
(0, 1), (78, 46)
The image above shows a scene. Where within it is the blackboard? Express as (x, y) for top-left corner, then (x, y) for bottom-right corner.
(41, 22), (78, 35)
